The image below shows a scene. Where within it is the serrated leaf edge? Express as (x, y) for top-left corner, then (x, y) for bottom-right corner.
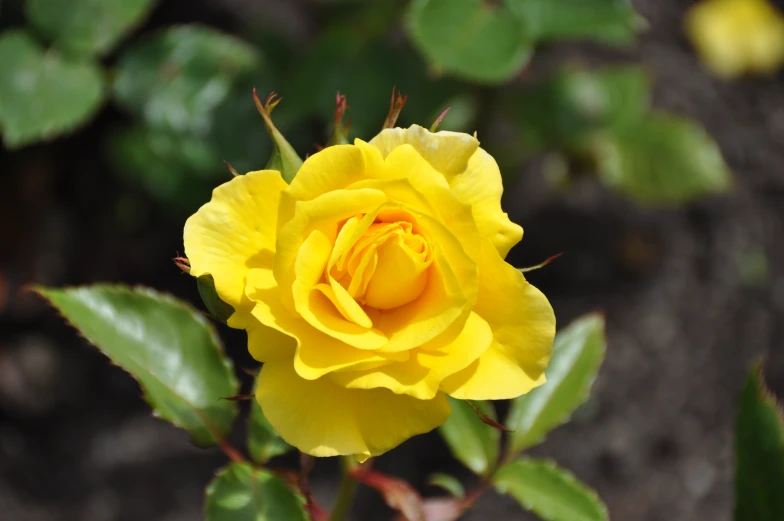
(34, 283), (239, 446)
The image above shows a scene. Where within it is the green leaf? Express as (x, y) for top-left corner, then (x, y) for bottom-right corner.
(507, 313), (606, 453)
(113, 25), (261, 134)
(37, 285), (238, 446)
(438, 398), (500, 475)
(594, 112), (733, 204)
(734, 361), (784, 521)
(506, 0), (645, 46)
(248, 386), (292, 464)
(0, 30), (104, 149)
(26, 0), (157, 57)
(507, 66), (650, 153)
(426, 473), (465, 498)
(494, 458), (608, 521)
(407, 0), (533, 83)
(205, 462), (308, 521)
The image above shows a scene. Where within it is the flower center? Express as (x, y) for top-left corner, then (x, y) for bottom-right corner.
(331, 211), (432, 311)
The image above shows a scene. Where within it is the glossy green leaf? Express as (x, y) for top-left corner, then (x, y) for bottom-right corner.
(0, 30), (104, 149)
(507, 314), (606, 453)
(37, 285), (238, 446)
(26, 0), (157, 57)
(508, 66), (650, 153)
(594, 112), (733, 204)
(439, 398), (500, 475)
(205, 462), (308, 521)
(426, 473), (465, 498)
(494, 458), (608, 521)
(407, 0), (533, 83)
(506, 0), (645, 46)
(734, 362), (784, 521)
(248, 387), (292, 464)
(113, 25), (261, 134)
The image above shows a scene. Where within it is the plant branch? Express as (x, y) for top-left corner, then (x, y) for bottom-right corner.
(329, 456), (359, 521)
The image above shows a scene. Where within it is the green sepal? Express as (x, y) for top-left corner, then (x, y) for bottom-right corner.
(196, 274), (235, 324)
(253, 90), (303, 183)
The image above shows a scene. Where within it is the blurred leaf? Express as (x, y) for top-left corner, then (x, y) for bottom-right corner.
(737, 248), (770, 288)
(507, 314), (606, 453)
(37, 285), (238, 446)
(205, 462), (308, 521)
(506, 0), (645, 46)
(594, 112), (733, 204)
(426, 473), (465, 498)
(113, 25), (261, 134)
(734, 361), (784, 521)
(106, 124), (221, 210)
(407, 0), (533, 83)
(494, 458), (608, 521)
(197, 274), (235, 324)
(285, 33), (394, 140)
(0, 30), (104, 148)
(439, 398), (500, 475)
(507, 66), (649, 153)
(26, 0), (157, 57)
(248, 386), (292, 464)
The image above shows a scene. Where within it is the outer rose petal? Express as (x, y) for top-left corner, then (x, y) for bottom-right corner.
(370, 125), (479, 176)
(256, 360), (451, 458)
(184, 170), (287, 322)
(450, 149), (523, 258)
(440, 239), (555, 400)
(370, 125), (522, 257)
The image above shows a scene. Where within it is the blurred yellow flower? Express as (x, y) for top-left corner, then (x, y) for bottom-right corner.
(685, 0), (784, 78)
(184, 125), (555, 459)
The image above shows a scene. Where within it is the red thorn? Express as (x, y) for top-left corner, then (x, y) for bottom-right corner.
(467, 401), (513, 433)
(223, 161), (240, 177)
(519, 252), (563, 273)
(219, 394), (254, 401)
(241, 367), (260, 377)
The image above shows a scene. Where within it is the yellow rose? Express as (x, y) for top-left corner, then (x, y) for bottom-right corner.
(184, 125), (555, 459)
(685, 0), (784, 78)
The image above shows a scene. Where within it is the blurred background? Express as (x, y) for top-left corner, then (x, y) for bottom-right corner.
(1, 0), (783, 520)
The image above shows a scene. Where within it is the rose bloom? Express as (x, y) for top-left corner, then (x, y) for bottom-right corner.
(184, 125), (555, 459)
(686, 0), (784, 78)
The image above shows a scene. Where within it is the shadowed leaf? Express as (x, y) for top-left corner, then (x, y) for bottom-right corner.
(27, 0), (157, 57)
(205, 462), (308, 521)
(439, 398), (500, 476)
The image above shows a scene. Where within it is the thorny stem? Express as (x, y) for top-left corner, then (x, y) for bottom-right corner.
(329, 457), (359, 521)
(214, 431), (246, 464)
